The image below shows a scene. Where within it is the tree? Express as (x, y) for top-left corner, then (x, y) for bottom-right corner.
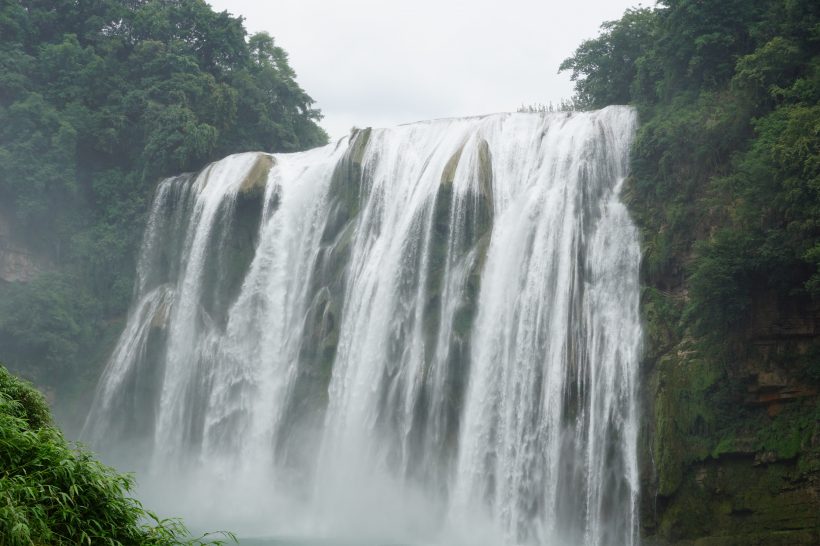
(0, 0), (328, 392)
(559, 7), (657, 109)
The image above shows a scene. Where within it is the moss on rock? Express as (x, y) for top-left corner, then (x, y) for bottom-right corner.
(238, 154), (273, 201)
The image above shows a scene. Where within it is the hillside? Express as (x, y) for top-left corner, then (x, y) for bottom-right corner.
(0, 0), (328, 429)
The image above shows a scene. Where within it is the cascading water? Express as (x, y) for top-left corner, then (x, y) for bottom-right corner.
(83, 106), (642, 546)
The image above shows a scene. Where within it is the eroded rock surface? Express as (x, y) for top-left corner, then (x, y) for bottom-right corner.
(640, 263), (820, 545)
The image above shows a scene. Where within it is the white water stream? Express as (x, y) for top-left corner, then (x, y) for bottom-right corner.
(83, 107), (641, 546)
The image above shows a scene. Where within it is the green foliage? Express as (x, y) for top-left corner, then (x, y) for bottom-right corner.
(565, 5), (820, 538)
(559, 7), (657, 109)
(0, 364), (52, 429)
(0, 272), (99, 373)
(755, 402), (820, 465)
(640, 286), (684, 360)
(684, 231), (754, 336)
(653, 0), (769, 90)
(565, 3), (820, 519)
(0, 365), (236, 545)
(652, 343), (746, 496)
(563, 0), (820, 353)
(0, 0), (328, 398)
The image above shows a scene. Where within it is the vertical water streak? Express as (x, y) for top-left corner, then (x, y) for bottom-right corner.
(451, 108), (639, 546)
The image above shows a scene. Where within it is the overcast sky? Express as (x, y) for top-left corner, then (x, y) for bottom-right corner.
(207, 0), (641, 140)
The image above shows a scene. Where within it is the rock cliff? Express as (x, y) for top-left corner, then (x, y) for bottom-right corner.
(633, 202), (820, 545)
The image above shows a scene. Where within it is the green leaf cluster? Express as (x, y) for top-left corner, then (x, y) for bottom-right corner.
(0, 0), (328, 390)
(0, 364), (235, 545)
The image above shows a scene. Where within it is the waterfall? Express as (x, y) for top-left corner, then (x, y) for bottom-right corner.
(83, 107), (641, 546)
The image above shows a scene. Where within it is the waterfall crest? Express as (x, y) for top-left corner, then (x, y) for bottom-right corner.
(83, 107), (641, 546)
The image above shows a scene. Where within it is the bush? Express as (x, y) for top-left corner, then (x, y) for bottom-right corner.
(0, 365), (234, 546)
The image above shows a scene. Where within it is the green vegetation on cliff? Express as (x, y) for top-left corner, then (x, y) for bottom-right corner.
(0, 364), (232, 545)
(562, 0), (820, 543)
(0, 0), (328, 422)
(562, 0), (820, 335)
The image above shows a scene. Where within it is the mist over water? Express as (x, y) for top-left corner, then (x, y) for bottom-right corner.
(83, 107), (641, 546)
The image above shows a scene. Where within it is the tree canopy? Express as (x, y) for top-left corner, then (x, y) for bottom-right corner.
(0, 0), (328, 396)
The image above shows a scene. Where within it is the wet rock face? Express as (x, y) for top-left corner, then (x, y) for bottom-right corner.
(743, 292), (820, 412)
(646, 455), (820, 546)
(637, 251), (820, 544)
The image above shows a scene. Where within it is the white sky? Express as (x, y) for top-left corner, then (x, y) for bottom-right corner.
(207, 0), (641, 140)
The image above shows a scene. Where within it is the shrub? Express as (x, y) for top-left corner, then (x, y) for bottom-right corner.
(0, 365), (233, 546)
